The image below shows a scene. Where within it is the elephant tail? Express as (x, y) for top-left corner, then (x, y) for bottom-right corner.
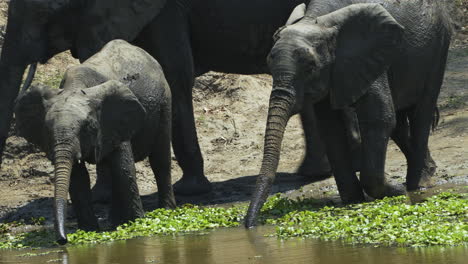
(428, 0), (454, 36)
(431, 106), (440, 132)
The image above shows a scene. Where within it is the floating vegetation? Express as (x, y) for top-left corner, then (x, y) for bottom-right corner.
(268, 192), (467, 246)
(0, 192), (466, 249)
(68, 205), (244, 245)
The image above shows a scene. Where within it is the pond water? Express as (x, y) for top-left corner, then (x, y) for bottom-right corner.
(1, 226), (466, 264)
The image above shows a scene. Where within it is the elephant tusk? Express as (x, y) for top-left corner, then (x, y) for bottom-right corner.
(19, 63), (37, 95)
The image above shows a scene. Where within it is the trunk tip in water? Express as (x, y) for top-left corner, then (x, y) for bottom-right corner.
(245, 176), (274, 228)
(55, 197), (68, 245)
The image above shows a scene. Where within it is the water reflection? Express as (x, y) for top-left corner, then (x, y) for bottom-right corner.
(1, 226), (466, 264)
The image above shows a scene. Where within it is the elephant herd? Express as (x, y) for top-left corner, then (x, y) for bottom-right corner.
(0, 0), (452, 244)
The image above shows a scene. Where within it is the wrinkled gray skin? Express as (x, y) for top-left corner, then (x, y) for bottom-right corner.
(14, 40), (176, 244)
(0, 0), (335, 196)
(246, 0), (452, 227)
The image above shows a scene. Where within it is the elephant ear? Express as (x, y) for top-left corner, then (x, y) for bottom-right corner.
(74, 0), (167, 60)
(286, 3), (306, 26)
(14, 85), (55, 148)
(85, 80), (146, 162)
(317, 3), (404, 109)
(273, 4), (307, 42)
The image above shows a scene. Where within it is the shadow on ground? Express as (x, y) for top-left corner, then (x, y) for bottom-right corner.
(0, 172), (332, 224)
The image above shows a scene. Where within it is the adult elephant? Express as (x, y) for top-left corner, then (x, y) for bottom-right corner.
(0, 0), (332, 195)
(245, 0), (452, 227)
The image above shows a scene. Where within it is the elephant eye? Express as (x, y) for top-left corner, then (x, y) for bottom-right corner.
(295, 48), (317, 68)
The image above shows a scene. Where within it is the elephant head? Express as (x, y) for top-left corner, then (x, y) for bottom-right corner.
(245, 3), (404, 227)
(14, 80), (146, 244)
(0, 0), (167, 166)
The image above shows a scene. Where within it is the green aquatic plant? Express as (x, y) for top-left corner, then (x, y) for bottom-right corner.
(0, 221), (24, 234)
(269, 192), (467, 246)
(68, 205), (245, 245)
(0, 204), (246, 249)
(0, 229), (56, 249)
(0, 192), (466, 249)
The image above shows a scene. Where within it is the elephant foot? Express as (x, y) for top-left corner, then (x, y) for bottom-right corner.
(110, 205), (144, 228)
(364, 183), (406, 200)
(418, 159), (437, 189)
(158, 194), (177, 209)
(407, 151), (438, 190)
(417, 172), (436, 189)
(384, 184), (406, 197)
(340, 192), (366, 205)
(406, 163), (437, 191)
(173, 175), (212, 195)
(297, 156), (332, 180)
(338, 184), (366, 205)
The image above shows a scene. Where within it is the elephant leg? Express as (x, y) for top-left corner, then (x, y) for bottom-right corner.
(69, 162), (99, 231)
(149, 103), (176, 209)
(315, 100), (365, 203)
(134, 5), (211, 195)
(406, 105), (439, 190)
(91, 162), (112, 203)
(170, 87), (211, 195)
(355, 76), (404, 199)
(108, 141), (144, 227)
(404, 45), (448, 190)
(298, 101), (332, 179)
(391, 111), (436, 188)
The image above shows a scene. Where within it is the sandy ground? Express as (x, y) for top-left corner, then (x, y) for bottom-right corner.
(0, 0), (466, 227)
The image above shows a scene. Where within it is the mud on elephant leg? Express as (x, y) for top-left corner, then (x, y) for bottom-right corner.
(69, 162), (99, 231)
(108, 141), (144, 227)
(420, 150), (437, 187)
(298, 102), (332, 180)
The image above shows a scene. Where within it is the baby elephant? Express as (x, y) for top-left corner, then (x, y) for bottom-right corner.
(14, 39), (176, 244)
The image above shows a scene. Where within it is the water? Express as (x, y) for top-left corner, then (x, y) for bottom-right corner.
(0, 226), (466, 264)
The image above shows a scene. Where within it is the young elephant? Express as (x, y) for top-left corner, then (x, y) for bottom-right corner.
(14, 39), (176, 244)
(246, 1), (452, 226)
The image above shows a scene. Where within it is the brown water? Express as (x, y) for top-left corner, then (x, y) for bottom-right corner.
(0, 226), (466, 264)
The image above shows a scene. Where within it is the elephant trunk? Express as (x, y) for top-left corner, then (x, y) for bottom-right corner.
(245, 86), (296, 227)
(53, 144), (74, 245)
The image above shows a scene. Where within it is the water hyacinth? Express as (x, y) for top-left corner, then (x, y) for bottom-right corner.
(0, 192), (466, 249)
(268, 192), (467, 246)
(68, 205), (245, 245)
